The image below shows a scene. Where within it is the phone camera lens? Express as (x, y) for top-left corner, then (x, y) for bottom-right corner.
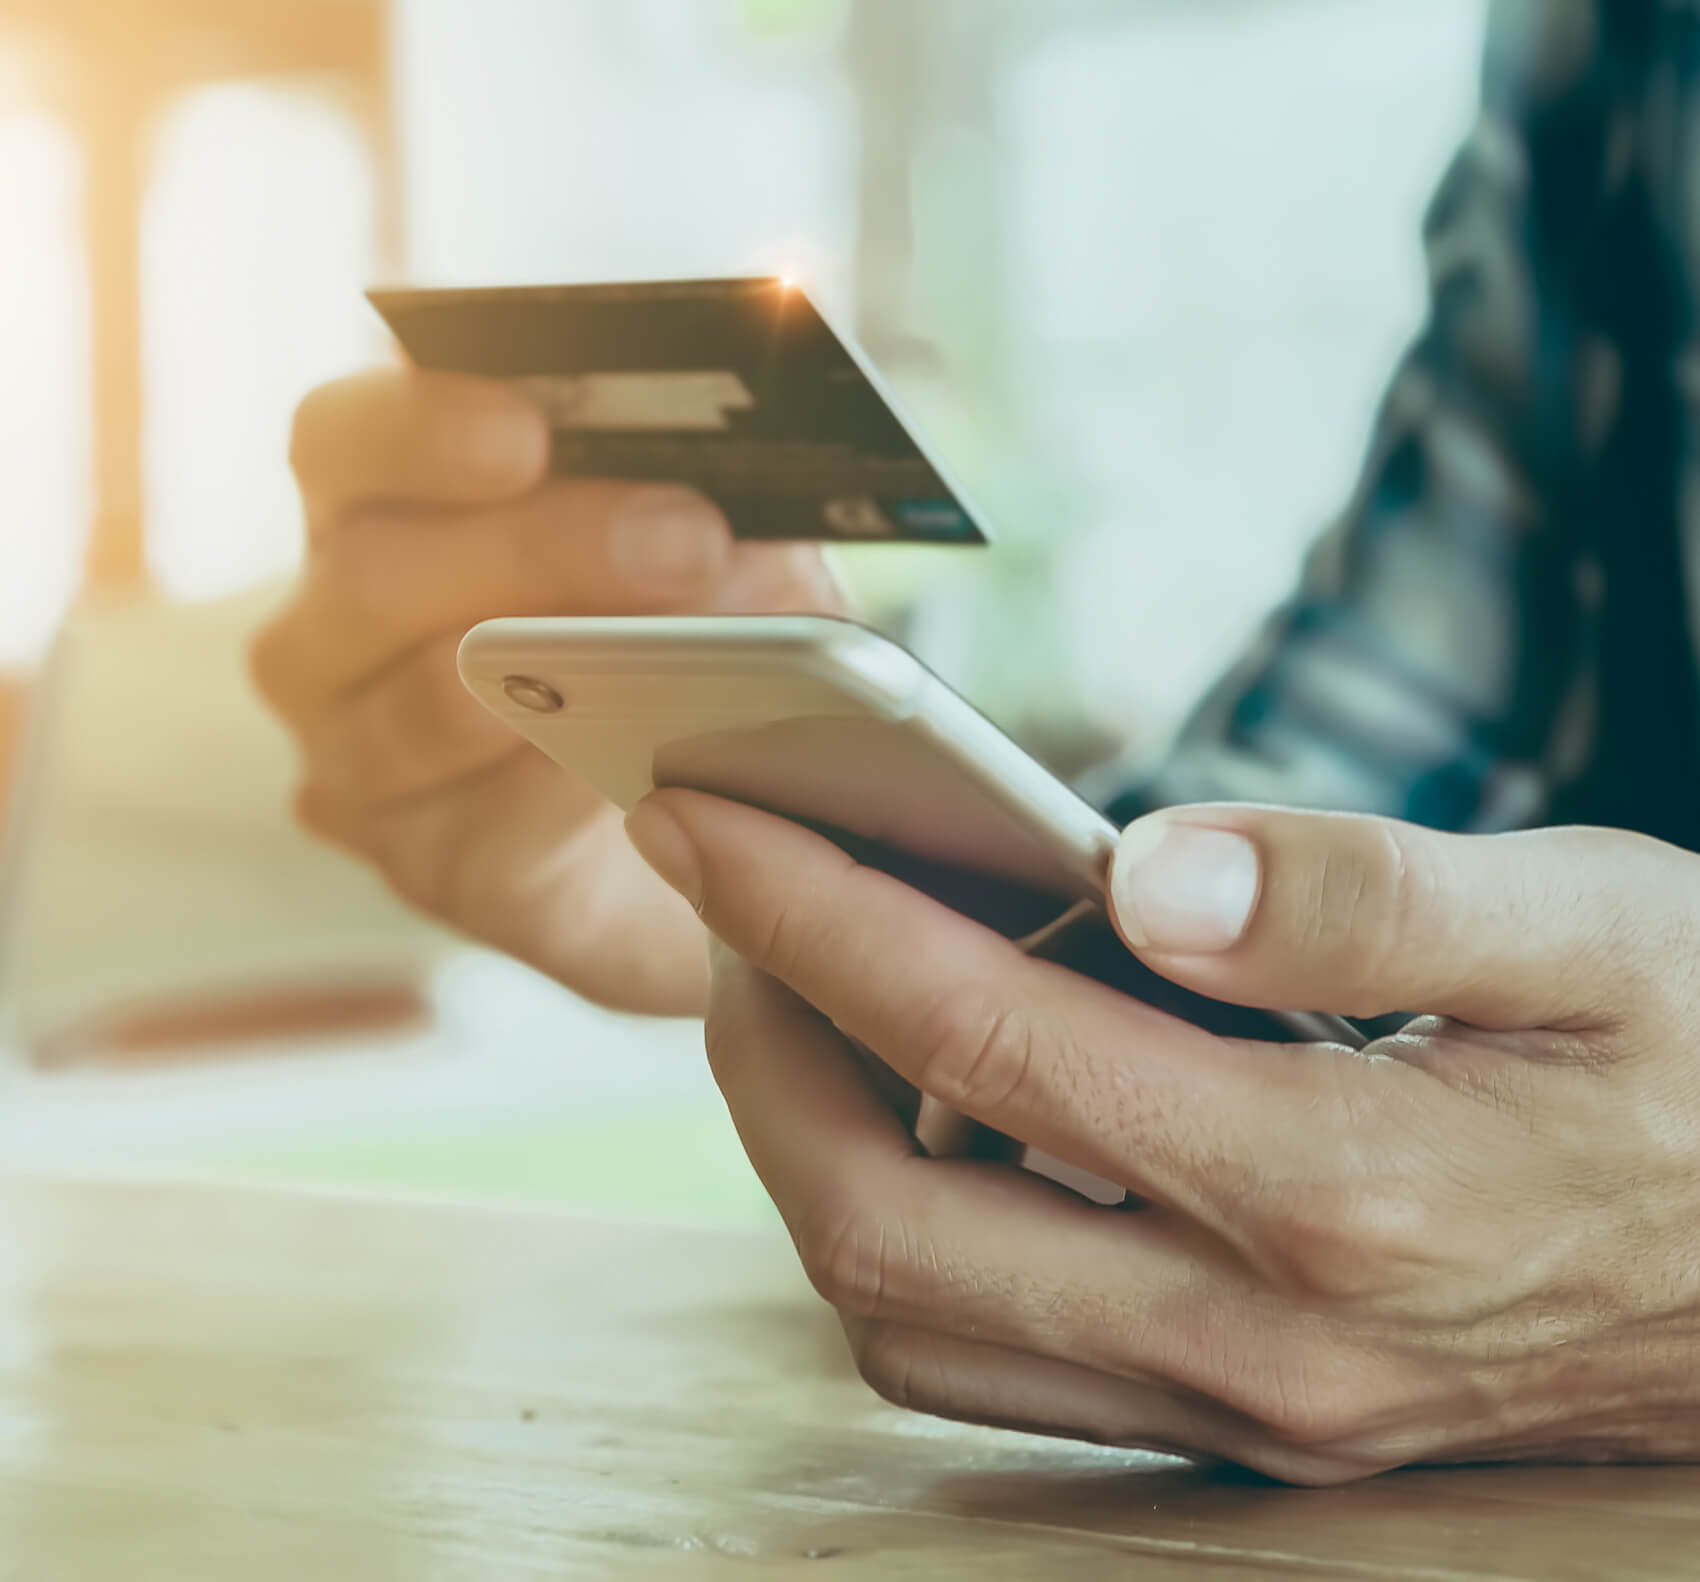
(502, 676), (564, 714)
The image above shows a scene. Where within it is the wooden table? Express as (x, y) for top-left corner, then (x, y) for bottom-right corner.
(1, 1177), (1696, 1579)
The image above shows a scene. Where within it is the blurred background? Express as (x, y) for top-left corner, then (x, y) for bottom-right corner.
(0, 0), (1483, 1222)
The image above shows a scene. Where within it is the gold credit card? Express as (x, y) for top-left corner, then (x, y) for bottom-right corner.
(370, 278), (990, 545)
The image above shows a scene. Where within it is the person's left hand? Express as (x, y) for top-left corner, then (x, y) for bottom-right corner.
(624, 790), (1700, 1485)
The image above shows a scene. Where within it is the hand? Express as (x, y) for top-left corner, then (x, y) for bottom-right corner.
(625, 790), (1700, 1483)
(252, 368), (843, 1015)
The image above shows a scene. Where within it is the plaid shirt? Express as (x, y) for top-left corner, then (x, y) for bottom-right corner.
(1105, 0), (1700, 853)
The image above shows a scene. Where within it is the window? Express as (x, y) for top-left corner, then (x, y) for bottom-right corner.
(0, 110), (89, 664)
(143, 85), (383, 599)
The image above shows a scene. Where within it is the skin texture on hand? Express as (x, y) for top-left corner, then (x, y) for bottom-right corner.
(252, 367), (843, 1016)
(625, 789), (1700, 1484)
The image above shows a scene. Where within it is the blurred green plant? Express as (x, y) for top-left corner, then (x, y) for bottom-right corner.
(738, 0), (850, 41)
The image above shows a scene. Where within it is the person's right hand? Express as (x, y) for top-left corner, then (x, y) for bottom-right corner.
(252, 367), (844, 1016)
(628, 791), (1700, 1482)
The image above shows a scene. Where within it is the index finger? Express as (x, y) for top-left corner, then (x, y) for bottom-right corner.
(290, 367), (550, 527)
(628, 790), (1418, 1242)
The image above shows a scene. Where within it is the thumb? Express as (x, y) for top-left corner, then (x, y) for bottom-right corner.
(1106, 806), (1683, 1031)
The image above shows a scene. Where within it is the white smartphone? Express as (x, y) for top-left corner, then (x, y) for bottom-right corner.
(458, 615), (1364, 1199)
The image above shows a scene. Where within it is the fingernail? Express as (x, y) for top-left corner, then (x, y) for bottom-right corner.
(459, 402), (548, 482)
(611, 493), (728, 589)
(625, 799), (704, 910)
(1110, 816), (1260, 954)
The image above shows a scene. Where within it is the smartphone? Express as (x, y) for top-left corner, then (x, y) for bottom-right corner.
(458, 615), (1365, 1200)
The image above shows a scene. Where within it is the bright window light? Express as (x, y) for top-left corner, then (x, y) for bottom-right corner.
(0, 111), (90, 665)
(143, 85), (384, 601)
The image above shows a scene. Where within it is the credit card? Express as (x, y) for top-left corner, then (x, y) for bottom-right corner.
(369, 278), (989, 545)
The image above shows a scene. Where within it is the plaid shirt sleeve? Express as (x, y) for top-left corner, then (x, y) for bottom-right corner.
(1102, 0), (1627, 834)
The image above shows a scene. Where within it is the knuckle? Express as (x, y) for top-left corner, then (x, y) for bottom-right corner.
(795, 1198), (898, 1317)
(1263, 1178), (1435, 1303)
(376, 852), (433, 913)
(248, 613), (306, 722)
(373, 835), (449, 919)
(753, 894), (810, 978)
(247, 621), (286, 711)
(293, 784), (345, 847)
(324, 796), (458, 922)
(912, 983), (1037, 1116)
(288, 379), (343, 484)
(1209, 1346), (1385, 1457)
(1576, 831), (1700, 1027)
(1166, 1331), (1381, 1459)
(1302, 820), (1438, 1015)
(1258, 1375), (1378, 1457)
(744, 842), (865, 978)
(383, 817), (467, 919)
